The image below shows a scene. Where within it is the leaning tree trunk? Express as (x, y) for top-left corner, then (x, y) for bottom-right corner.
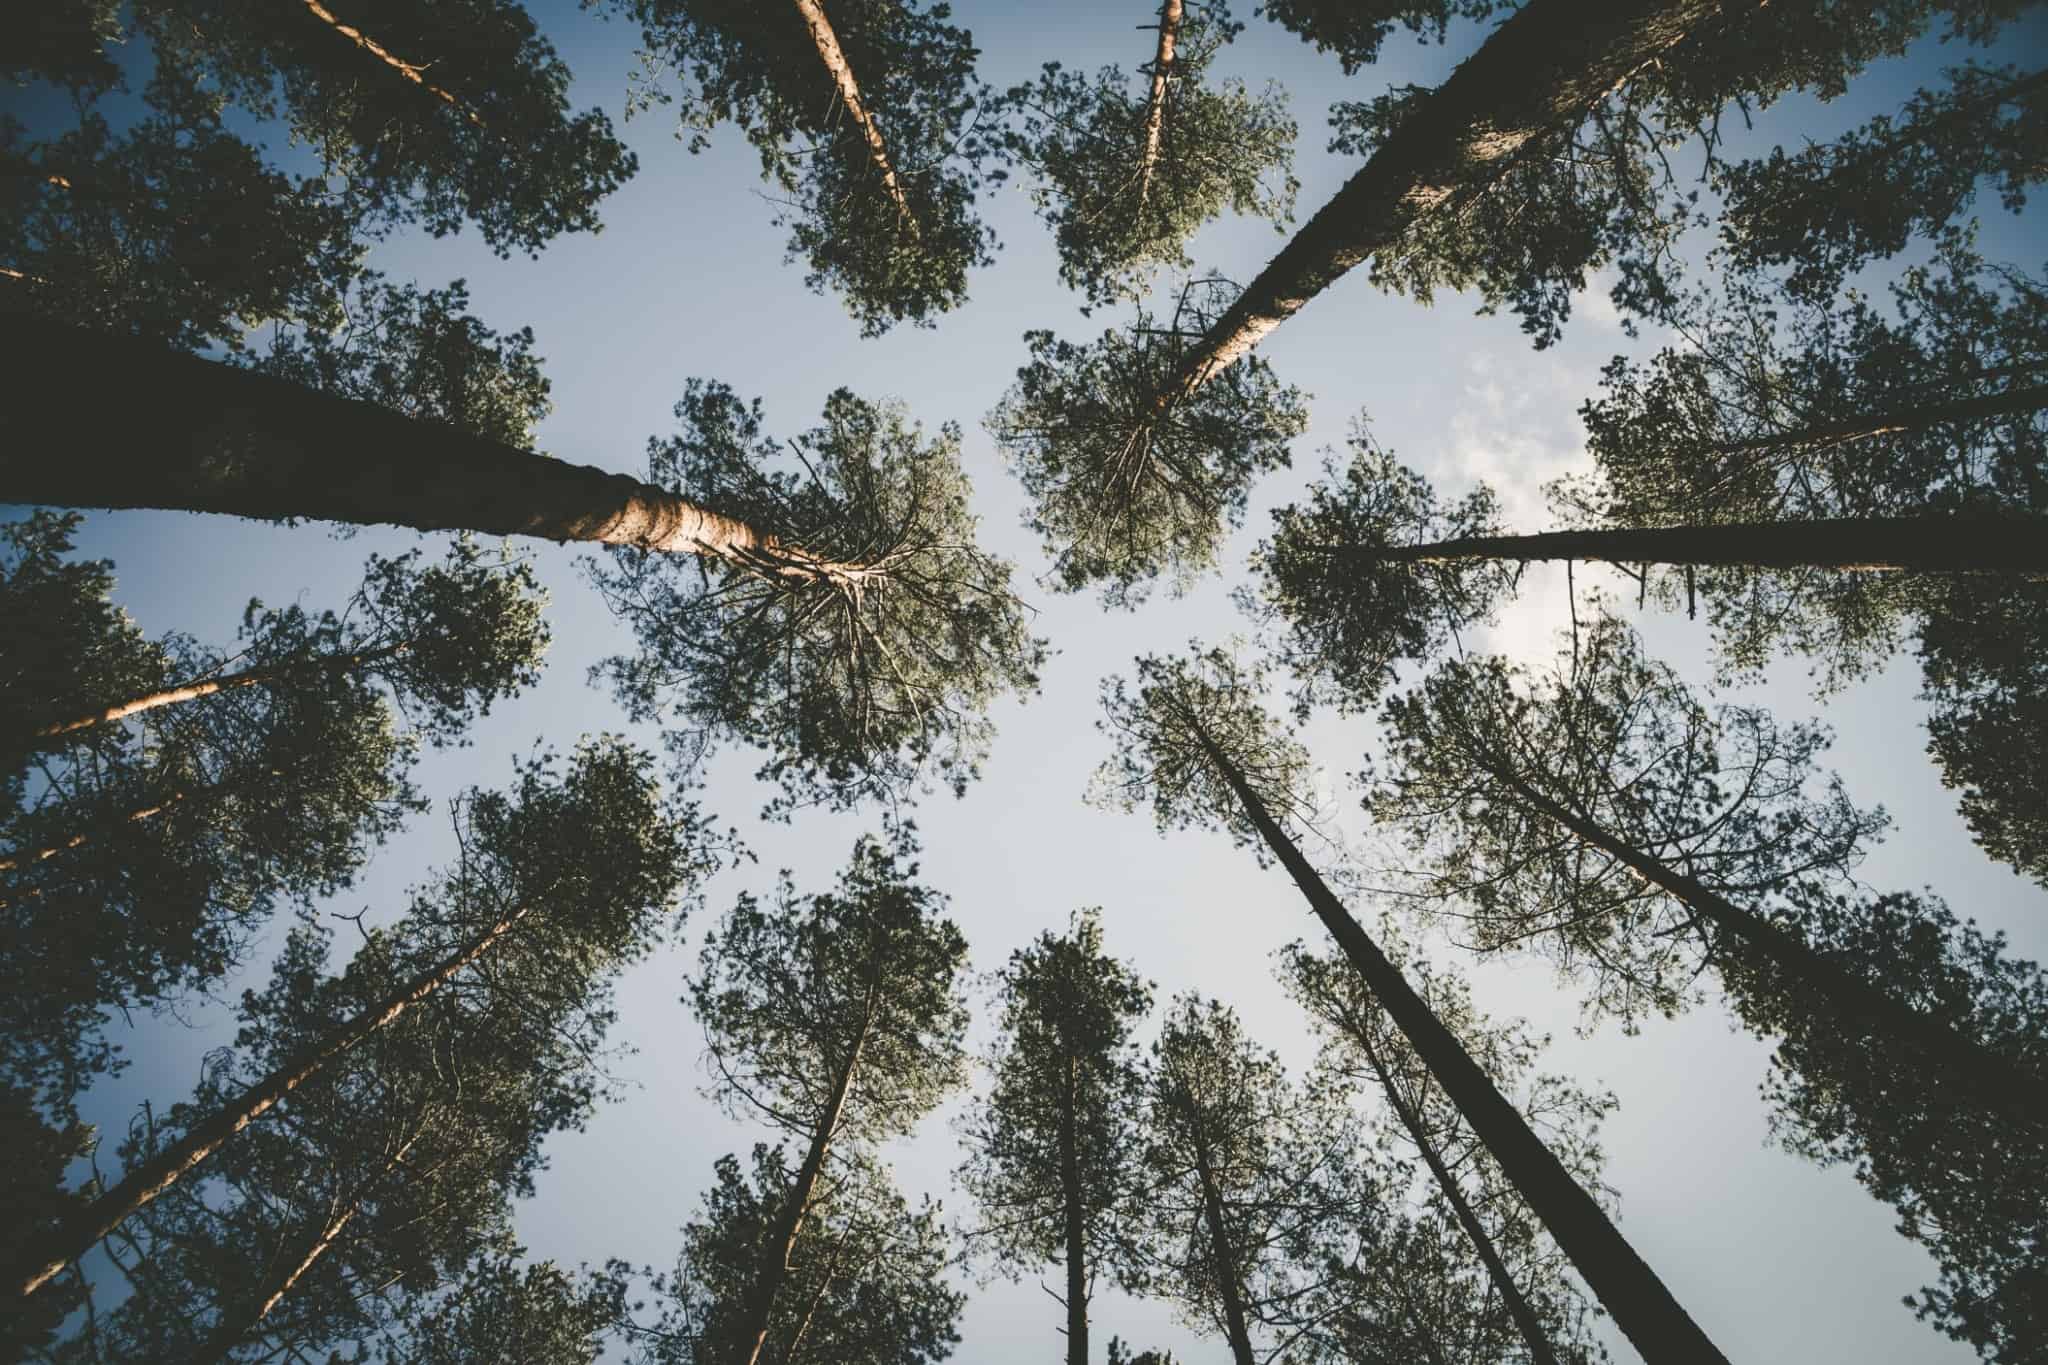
(1707, 382), (2048, 457)
(737, 1010), (871, 1365)
(1187, 723), (1731, 1365)
(792, 0), (917, 230)
(0, 792), (184, 873)
(1133, 0), (1184, 216)
(1192, 1143), (1257, 1365)
(21, 643), (409, 749)
(5, 904), (534, 1302)
(298, 0), (481, 125)
(185, 1187), (369, 1365)
(1492, 765), (2048, 1126)
(1158, 0), (1725, 404)
(1060, 1056), (1089, 1365)
(0, 316), (878, 586)
(1345, 515), (2048, 575)
(1355, 1022), (1561, 1365)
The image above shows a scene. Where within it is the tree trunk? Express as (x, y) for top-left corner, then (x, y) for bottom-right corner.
(1188, 724), (1731, 1365)
(22, 644), (409, 748)
(1158, 0), (1726, 404)
(185, 1197), (366, 1365)
(737, 1019), (870, 1365)
(1191, 1143), (1256, 1365)
(1355, 1023), (1561, 1365)
(791, 0), (917, 230)
(0, 316), (881, 586)
(1133, 0), (1184, 216)
(1710, 382), (2048, 458)
(0, 793), (184, 873)
(1348, 515), (2048, 575)
(1059, 1055), (1088, 1365)
(1493, 766), (2048, 1126)
(5, 905), (533, 1302)
(298, 0), (482, 126)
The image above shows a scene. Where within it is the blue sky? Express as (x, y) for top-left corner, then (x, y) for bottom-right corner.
(13, 2), (2048, 1361)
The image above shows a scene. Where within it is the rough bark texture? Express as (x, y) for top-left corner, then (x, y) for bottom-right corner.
(1494, 767), (2048, 1126)
(299, 0), (481, 125)
(1356, 1025), (1561, 1365)
(1189, 724), (1732, 1365)
(1356, 516), (2048, 575)
(738, 1014), (870, 1365)
(1192, 1144), (1256, 1365)
(1162, 0), (1726, 401)
(6, 907), (532, 1301)
(0, 316), (873, 583)
(792, 0), (917, 229)
(1133, 0), (1184, 215)
(1060, 1057), (1088, 1365)
(1709, 383), (2048, 456)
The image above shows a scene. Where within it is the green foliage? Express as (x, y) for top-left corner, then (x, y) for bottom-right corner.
(591, 381), (1043, 815)
(1258, 0), (1510, 74)
(1092, 646), (1315, 860)
(1366, 611), (1884, 1027)
(1714, 888), (2048, 1364)
(620, 0), (1002, 333)
(635, 1145), (964, 1365)
(691, 828), (970, 1147)
(1250, 425), (1512, 711)
(990, 290), (1307, 605)
(1003, 1), (1296, 310)
(0, 1084), (93, 1362)
(956, 910), (1154, 1297)
(376, 1246), (632, 1364)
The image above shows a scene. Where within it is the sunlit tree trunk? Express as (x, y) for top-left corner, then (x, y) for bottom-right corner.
(5, 905), (533, 1302)
(297, 0), (481, 125)
(1335, 516), (2048, 575)
(1185, 719), (1732, 1365)
(1489, 764), (2048, 1125)
(1133, 0), (1184, 216)
(1158, 0), (1724, 404)
(738, 1008), (871, 1365)
(0, 793), (184, 873)
(791, 0), (916, 229)
(1353, 1021), (1561, 1365)
(0, 316), (884, 587)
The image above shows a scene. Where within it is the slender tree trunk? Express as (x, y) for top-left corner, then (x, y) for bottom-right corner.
(1492, 766), (2048, 1125)
(1191, 1143), (1256, 1365)
(1133, 0), (1184, 216)
(1355, 1025), (1561, 1365)
(22, 644), (409, 748)
(0, 793), (183, 873)
(1187, 723), (1731, 1365)
(5, 905), (534, 1302)
(185, 1198), (365, 1365)
(0, 316), (882, 586)
(298, 0), (482, 125)
(1157, 0), (1726, 404)
(1059, 1055), (1088, 1365)
(738, 1018), (870, 1365)
(1711, 383), (2048, 457)
(1346, 515), (2048, 575)
(791, 0), (917, 230)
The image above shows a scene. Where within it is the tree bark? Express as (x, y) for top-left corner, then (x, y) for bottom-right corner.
(1187, 722), (1731, 1365)
(1492, 765), (2048, 1126)
(1059, 1055), (1088, 1365)
(0, 316), (882, 586)
(1344, 515), (2048, 575)
(22, 644), (409, 749)
(0, 793), (183, 873)
(1354, 1022), (1561, 1365)
(298, 0), (482, 126)
(737, 1016), (870, 1365)
(5, 905), (533, 1302)
(1191, 1143), (1256, 1365)
(184, 1198), (366, 1365)
(1707, 383), (2048, 457)
(1133, 0), (1184, 216)
(791, 0), (917, 230)
(1158, 0), (1727, 404)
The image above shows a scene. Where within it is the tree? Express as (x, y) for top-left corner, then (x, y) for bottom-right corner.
(617, 0), (1003, 334)
(1093, 646), (1730, 1365)
(1282, 946), (1613, 1365)
(631, 1145), (964, 1365)
(956, 910), (1154, 1365)
(589, 381), (1044, 813)
(1134, 993), (1362, 1365)
(1002, 0), (1296, 310)
(7, 736), (710, 1309)
(1365, 611), (2047, 1120)
(372, 1244), (633, 1365)
(688, 829), (970, 1365)
(988, 281), (1307, 606)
